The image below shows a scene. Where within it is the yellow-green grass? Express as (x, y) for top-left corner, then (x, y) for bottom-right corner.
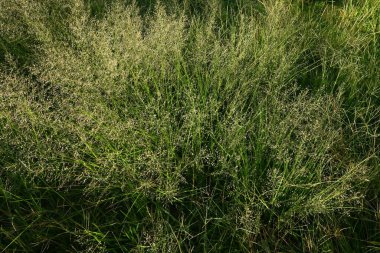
(0, 0), (379, 252)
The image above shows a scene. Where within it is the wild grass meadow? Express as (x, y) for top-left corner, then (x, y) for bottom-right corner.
(0, 0), (379, 252)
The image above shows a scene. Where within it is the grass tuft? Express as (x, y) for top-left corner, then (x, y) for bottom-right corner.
(1, 0), (379, 252)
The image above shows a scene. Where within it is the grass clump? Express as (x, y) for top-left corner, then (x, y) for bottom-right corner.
(1, 0), (379, 252)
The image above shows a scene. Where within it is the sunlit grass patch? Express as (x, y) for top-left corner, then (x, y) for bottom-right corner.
(0, 0), (379, 252)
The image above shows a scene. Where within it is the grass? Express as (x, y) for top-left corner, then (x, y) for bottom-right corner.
(0, 0), (379, 252)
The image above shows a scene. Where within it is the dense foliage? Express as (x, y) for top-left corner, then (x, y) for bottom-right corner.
(1, 0), (379, 252)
